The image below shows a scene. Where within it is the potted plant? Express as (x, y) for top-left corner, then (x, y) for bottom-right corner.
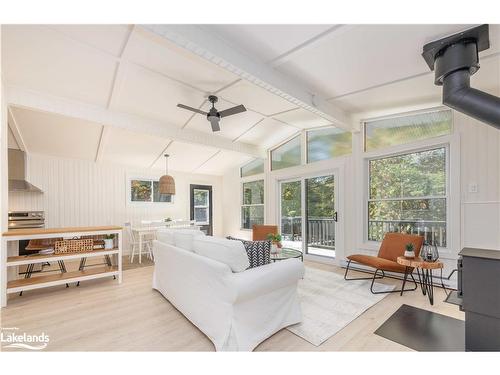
(104, 234), (115, 250)
(404, 243), (415, 258)
(267, 233), (282, 254)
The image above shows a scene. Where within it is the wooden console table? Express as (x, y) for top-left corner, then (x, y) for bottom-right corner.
(1, 226), (122, 307)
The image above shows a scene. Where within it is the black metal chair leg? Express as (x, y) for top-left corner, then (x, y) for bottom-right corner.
(370, 269), (418, 295)
(400, 266), (410, 296)
(344, 260), (385, 281)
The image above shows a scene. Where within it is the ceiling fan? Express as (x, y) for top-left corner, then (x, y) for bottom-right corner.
(177, 95), (246, 132)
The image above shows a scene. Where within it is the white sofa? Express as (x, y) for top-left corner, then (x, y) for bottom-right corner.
(152, 230), (304, 351)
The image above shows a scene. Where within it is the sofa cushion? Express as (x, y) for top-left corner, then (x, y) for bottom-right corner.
(193, 236), (250, 272)
(227, 236), (271, 268)
(157, 228), (204, 251)
(156, 229), (175, 245)
(173, 229), (205, 252)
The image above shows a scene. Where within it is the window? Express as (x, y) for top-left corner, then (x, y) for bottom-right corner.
(192, 188), (210, 224)
(241, 180), (264, 229)
(368, 147), (447, 247)
(241, 158), (264, 177)
(130, 179), (173, 203)
(365, 110), (452, 152)
(271, 135), (301, 171)
(307, 127), (352, 162)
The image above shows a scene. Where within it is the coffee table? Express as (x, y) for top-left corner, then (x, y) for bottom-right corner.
(270, 248), (303, 262)
(397, 256), (444, 305)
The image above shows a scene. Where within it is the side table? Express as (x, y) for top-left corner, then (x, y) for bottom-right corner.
(397, 256), (444, 305)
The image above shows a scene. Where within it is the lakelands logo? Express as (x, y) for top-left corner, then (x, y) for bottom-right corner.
(1, 327), (50, 350)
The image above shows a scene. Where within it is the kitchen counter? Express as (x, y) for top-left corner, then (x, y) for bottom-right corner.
(2, 225), (122, 237)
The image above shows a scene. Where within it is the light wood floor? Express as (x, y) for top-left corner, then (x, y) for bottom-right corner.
(0, 260), (464, 351)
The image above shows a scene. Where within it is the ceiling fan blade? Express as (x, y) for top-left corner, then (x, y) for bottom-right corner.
(218, 104), (246, 118)
(210, 118), (221, 132)
(177, 104), (208, 116)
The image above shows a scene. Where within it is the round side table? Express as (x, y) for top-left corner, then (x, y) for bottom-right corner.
(396, 256), (444, 305)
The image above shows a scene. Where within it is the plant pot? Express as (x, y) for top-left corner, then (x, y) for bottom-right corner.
(104, 239), (114, 250)
(404, 250), (415, 258)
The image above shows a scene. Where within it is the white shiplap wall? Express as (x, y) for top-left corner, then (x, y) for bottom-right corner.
(9, 153), (224, 253)
(457, 112), (500, 250)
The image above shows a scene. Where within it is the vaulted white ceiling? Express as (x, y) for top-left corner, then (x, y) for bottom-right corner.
(2, 24), (500, 175)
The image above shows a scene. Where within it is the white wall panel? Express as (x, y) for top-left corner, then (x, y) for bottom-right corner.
(8, 153), (223, 254)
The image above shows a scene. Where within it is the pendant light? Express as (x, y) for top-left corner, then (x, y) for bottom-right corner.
(159, 154), (175, 195)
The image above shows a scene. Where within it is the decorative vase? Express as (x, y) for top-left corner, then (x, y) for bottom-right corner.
(271, 244), (279, 254)
(423, 242), (439, 262)
(104, 239), (114, 250)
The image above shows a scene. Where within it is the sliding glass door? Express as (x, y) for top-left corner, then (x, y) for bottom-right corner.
(279, 180), (302, 251)
(279, 173), (337, 258)
(305, 175), (336, 257)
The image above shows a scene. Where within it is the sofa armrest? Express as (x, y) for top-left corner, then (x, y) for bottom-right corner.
(231, 258), (304, 302)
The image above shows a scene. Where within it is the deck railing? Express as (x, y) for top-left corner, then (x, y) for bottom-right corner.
(281, 217), (447, 248)
(281, 216), (335, 249)
(368, 219), (447, 247)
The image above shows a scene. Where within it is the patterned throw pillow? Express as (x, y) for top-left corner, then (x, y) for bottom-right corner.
(226, 236), (271, 268)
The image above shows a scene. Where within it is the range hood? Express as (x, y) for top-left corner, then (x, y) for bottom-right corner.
(8, 149), (43, 193)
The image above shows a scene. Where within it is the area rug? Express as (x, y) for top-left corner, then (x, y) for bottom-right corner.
(287, 266), (395, 346)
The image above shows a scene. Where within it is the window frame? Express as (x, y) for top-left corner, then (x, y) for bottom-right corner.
(365, 145), (450, 248)
(128, 177), (175, 204)
(192, 188), (210, 225)
(240, 158), (265, 178)
(270, 133), (303, 171)
(240, 178), (265, 230)
(357, 107), (461, 258)
(306, 125), (353, 163)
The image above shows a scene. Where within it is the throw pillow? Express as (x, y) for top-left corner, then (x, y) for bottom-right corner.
(227, 236), (271, 268)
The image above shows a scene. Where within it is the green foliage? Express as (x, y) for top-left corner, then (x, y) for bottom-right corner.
(308, 128), (352, 162)
(267, 233), (282, 242)
(280, 176), (335, 219)
(368, 147), (447, 244)
(104, 234), (115, 240)
(405, 243), (415, 252)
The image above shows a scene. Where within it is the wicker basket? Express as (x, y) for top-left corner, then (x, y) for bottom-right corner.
(54, 238), (94, 254)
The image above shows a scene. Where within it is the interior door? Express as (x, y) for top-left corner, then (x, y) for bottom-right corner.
(305, 174), (336, 258)
(190, 184), (213, 235)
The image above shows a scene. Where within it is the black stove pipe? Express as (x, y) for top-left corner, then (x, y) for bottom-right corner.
(423, 25), (500, 130)
(443, 69), (500, 129)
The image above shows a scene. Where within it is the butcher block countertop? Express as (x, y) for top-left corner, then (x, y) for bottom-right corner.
(2, 225), (122, 237)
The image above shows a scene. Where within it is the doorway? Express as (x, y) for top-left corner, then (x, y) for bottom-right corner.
(190, 184), (213, 235)
(279, 172), (338, 259)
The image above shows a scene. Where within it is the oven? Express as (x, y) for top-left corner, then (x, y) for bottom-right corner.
(8, 211), (45, 255)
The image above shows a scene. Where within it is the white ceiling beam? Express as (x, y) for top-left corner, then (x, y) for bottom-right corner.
(94, 126), (109, 162)
(141, 25), (352, 131)
(5, 85), (265, 158)
(268, 25), (355, 68)
(150, 140), (173, 168)
(7, 107), (27, 152)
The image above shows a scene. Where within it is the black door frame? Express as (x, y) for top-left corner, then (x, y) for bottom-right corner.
(190, 184), (213, 236)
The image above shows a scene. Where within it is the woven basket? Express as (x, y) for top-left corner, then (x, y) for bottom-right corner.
(54, 238), (94, 254)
